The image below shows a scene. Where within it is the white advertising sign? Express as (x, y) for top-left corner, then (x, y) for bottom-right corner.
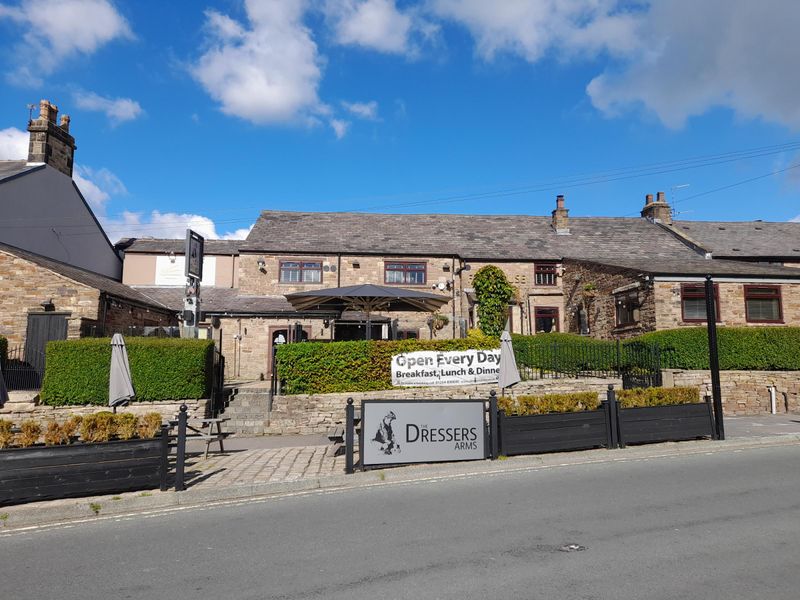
(391, 349), (501, 387)
(361, 400), (486, 466)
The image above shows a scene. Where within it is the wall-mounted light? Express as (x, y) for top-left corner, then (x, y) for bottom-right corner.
(168, 251), (176, 264)
(322, 318), (330, 328)
(442, 263), (450, 272)
(454, 264), (471, 275)
(352, 261), (361, 269)
(257, 257), (267, 273)
(40, 298), (55, 312)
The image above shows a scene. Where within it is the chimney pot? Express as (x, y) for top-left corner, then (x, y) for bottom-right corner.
(27, 99), (76, 177)
(552, 194), (569, 234)
(645, 193), (654, 205)
(60, 114), (70, 132)
(656, 191), (666, 203)
(556, 194), (565, 209)
(641, 190), (672, 225)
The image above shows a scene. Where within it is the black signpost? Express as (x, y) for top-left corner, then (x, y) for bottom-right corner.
(704, 275), (725, 440)
(183, 229), (204, 338)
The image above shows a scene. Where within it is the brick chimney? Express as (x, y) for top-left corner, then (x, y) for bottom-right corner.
(27, 99), (76, 177)
(551, 194), (570, 234)
(641, 191), (672, 225)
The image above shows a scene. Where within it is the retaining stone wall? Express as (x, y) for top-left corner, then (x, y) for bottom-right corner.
(266, 377), (621, 435)
(664, 370), (800, 415)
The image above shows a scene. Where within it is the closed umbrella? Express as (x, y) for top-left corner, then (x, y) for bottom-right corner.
(498, 330), (521, 390)
(109, 334), (135, 411)
(0, 361), (8, 408)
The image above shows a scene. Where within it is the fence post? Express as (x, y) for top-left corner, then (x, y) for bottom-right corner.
(159, 424), (170, 492)
(607, 384), (622, 448)
(175, 404), (188, 491)
(345, 398), (355, 474)
(489, 390), (499, 460)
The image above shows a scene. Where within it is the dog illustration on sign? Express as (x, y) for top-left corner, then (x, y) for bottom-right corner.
(372, 411), (401, 455)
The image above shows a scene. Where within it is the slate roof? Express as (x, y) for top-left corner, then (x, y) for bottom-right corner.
(572, 257), (800, 278)
(118, 238), (244, 255)
(671, 221), (800, 259)
(0, 243), (172, 310)
(0, 160), (42, 182)
(242, 211), (700, 261)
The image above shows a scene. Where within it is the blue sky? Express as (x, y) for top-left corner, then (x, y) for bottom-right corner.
(1, 0), (799, 241)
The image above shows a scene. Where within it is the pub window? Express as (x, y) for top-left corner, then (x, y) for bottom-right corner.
(279, 261), (322, 283)
(385, 262), (426, 285)
(534, 307), (559, 333)
(534, 262), (557, 286)
(744, 285), (783, 323)
(681, 283), (720, 322)
(615, 293), (640, 327)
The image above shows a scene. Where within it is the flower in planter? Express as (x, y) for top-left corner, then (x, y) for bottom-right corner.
(17, 420), (41, 448)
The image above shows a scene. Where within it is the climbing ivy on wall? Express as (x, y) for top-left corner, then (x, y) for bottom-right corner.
(472, 265), (514, 338)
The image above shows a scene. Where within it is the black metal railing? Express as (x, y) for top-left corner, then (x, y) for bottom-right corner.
(513, 340), (662, 389)
(2, 345), (44, 391)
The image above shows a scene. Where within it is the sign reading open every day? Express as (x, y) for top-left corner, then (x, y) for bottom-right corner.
(391, 349), (501, 387)
(361, 400), (486, 466)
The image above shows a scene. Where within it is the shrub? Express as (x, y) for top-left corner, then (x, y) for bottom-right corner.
(40, 338), (214, 405)
(499, 391), (601, 416)
(0, 420), (12, 449)
(137, 413), (163, 439)
(17, 420), (41, 447)
(472, 266), (515, 337)
(114, 413), (138, 440)
(80, 412), (117, 443)
(43, 421), (69, 446)
(616, 386), (701, 408)
(276, 337), (499, 395)
(62, 415), (83, 439)
(636, 327), (800, 370)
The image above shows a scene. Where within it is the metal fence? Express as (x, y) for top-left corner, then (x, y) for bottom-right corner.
(514, 340), (662, 389)
(2, 345), (44, 391)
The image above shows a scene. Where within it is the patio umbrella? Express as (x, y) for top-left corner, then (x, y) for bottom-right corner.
(0, 361), (8, 408)
(109, 333), (135, 411)
(498, 330), (521, 390)
(284, 284), (450, 340)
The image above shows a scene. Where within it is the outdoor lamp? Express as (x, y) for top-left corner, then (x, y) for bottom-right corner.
(257, 257), (267, 273)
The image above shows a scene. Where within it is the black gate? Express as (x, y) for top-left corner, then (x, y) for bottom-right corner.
(9, 312), (70, 390)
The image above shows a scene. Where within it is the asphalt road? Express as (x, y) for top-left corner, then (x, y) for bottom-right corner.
(2, 444), (799, 600)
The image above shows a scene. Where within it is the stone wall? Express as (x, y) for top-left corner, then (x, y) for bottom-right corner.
(654, 282), (800, 329)
(562, 260), (656, 339)
(266, 377), (621, 435)
(664, 369), (800, 415)
(0, 397), (211, 426)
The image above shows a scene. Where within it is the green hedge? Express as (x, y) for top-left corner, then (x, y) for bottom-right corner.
(0, 335), (7, 366)
(636, 327), (800, 370)
(40, 338), (214, 406)
(276, 335), (499, 394)
(616, 386), (700, 408)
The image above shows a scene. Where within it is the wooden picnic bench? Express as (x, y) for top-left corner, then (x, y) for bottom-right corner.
(170, 417), (231, 459)
(327, 410), (361, 456)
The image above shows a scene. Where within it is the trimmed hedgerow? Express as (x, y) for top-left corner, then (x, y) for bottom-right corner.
(636, 327), (800, 371)
(498, 391), (601, 416)
(276, 336), (499, 395)
(40, 338), (213, 405)
(616, 386), (700, 408)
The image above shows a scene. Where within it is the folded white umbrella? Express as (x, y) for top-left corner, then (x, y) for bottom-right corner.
(109, 334), (136, 409)
(498, 330), (521, 390)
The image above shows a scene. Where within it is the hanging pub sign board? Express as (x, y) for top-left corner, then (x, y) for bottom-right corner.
(391, 349), (501, 387)
(360, 400), (487, 467)
(185, 229), (205, 281)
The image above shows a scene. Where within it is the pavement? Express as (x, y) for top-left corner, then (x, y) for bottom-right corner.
(1, 413), (799, 533)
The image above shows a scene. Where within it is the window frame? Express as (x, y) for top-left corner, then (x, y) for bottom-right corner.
(534, 306), (559, 333)
(534, 262), (558, 286)
(279, 260), (323, 284)
(680, 283), (721, 323)
(384, 261), (427, 286)
(744, 285), (783, 323)
(614, 292), (640, 328)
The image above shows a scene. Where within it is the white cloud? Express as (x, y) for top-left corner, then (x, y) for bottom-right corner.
(342, 100), (379, 120)
(330, 118), (350, 139)
(191, 0), (325, 125)
(587, 0), (800, 130)
(73, 91), (143, 124)
(430, 0), (640, 62)
(0, 127), (28, 159)
(323, 0), (436, 55)
(0, 0), (133, 85)
(73, 165), (127, 212)
(791, 215), (800, 223)
(101, 211), (253, 243)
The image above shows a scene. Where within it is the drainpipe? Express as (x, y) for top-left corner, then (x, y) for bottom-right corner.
(451, 256), (457, 338)
(230, 254), (236, 289)
(100, 292), (109, 336)
(769, 386), (777, 414)
(337, 254), (341, 287)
